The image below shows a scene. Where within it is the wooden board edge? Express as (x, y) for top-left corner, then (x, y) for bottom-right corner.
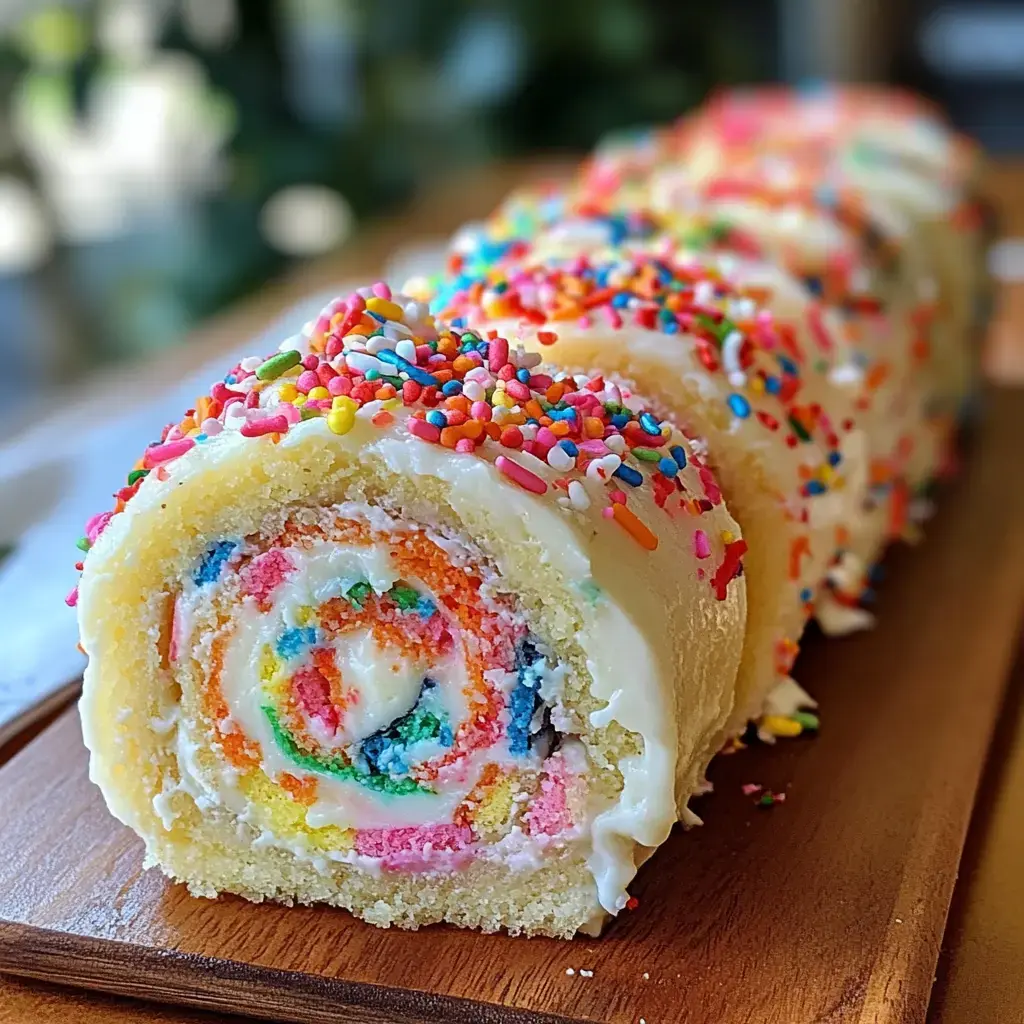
(0, 921), (584, 1024)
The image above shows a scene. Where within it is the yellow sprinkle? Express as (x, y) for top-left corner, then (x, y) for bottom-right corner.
(761, 715), (803, 738)
(366, 297), (404, 322)
(722, 530), (735, 544)
(278, 383), (298, 403)
(284, 364), (302, 377)
(331, 395), (357, 413)
(294, 605), (316, 626)
(308, 386), (330, 400)
(382, 397), (403, 411)
(328, 409), (355, 435)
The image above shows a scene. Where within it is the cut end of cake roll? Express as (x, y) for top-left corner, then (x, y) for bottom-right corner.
(77, 286), (747, 938)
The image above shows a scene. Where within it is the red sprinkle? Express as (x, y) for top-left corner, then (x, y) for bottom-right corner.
(496, 455), (547, 494)
(241, 415), (289, 437)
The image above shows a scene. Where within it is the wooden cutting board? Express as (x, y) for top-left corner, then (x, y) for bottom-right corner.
(0, 390), (1022, 1024)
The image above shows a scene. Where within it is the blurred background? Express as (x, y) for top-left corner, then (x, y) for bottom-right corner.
(0, 0), (1020, 420)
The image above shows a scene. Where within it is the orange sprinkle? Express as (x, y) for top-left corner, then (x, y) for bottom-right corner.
(279, 773), (319, 806)
(584, 416), (605, 438)
(611, 503), (658, 550)
(440, 426), (463, 448)
(789, 535), (810, 580)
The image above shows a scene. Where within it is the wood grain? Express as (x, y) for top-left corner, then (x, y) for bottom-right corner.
(0, 390), (1022, 1024)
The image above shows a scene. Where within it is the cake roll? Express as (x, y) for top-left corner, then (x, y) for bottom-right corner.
(76, 286), (747, 938)
(673, 95), (986, 414)
(438, 180), (923, 632)
(429, 247), (867, 735)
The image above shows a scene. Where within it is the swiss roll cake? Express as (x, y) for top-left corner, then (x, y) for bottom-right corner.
(76, 287), (746, 938)
(74, 83), (982, 938)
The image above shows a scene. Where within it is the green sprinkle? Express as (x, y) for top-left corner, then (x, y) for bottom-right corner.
(792, 711), (820, 731)
(396, 708), (442, 745)
(345, 581), (373, 609)
(389, 585), (421, 611)
(300, 405), (322, 420)
(76, 537), (91, 552)
(263, 706), (430, 796)
(256, 350), (301, 381)
(758, 793), (776, 807)
(631, 447), (662, 462)
(127, 469), (149, 486)
(788, 414), (812, 442)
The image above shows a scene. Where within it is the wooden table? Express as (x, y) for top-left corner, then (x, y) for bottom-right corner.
(1, 160), (1023, 1024)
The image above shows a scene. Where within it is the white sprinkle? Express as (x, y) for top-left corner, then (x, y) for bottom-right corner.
(604, 433), (626, 454)
(365, 334), (392, 355)
(463, 380), (486, 402)
(722, 329), (746, 388)
(240, 355), (263, 371)
(344, 351), (389, 375)
(586, 453), (621, 482)
(642, 972), (649, 980)
(579, 969), (594, 978)
(395, 338), (417, 363)
(546, 445), (573, 471)
(567, 480), (590, 510)
(565, 968), (575, 976)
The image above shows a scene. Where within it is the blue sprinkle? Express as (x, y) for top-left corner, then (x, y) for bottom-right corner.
(276, 627), (319, 659)
(765, 376), (781, 395)
(516, 368), (531, 383)
(193, 540), (237, 585)
(507, 681), (539, 756)
(658, 457), (678, 477)
(611, 412), (630, 429)
(800, 588), (813, 602)
(526, 418), (540, 426)
(670, 444), (688, 469)
(441, 380), (462, 396)
(612, 293), (630, 309)
(613, 464), (643, 487)
(727, 394), (752, 419)
(828, 450), (842, 466)
(777, 356), (798, 377)
(639, 412), (661, 436)
(559, 439), (579, 457)
(426, 410), (447, 428)
(805, 479), (826, 495)
(416, 596), (436, 618)
(438, 721), (454, 747)
(375, 348), (438, 387)
(224, 374), (237, 385)
(663, 321), (679, 334)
